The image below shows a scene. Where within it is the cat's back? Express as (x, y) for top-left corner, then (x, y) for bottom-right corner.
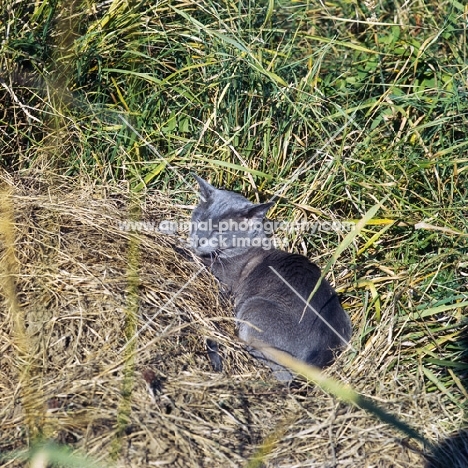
(237, 248), (337, 310)
(260, 249), (322, 286)
(235, 248), (350, 367)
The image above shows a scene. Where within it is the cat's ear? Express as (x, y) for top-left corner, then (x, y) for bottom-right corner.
(246, 201), (274, 220)
(192, 174), (216, 202)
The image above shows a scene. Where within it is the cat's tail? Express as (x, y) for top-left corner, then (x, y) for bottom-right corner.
(206, 339), (223, 372)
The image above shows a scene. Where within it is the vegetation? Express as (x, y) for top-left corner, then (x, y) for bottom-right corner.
(1, 0), (467, 466)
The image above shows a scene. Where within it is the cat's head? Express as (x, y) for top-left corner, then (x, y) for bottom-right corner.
(190, 174), (274, 261)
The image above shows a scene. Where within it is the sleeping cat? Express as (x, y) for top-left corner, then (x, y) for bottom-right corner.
(190, 175), (352, 381)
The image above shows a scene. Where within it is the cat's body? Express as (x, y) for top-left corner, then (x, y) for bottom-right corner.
(190, 175), (351, 380)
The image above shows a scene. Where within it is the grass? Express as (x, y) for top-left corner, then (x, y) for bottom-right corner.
(1, 0), (467, 466)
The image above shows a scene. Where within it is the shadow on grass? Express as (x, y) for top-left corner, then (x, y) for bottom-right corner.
(424, 429), (468, 468)
(425, 322), (468, 468)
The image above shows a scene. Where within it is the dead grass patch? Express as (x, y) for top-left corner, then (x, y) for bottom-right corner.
(0, 173), (464, 467)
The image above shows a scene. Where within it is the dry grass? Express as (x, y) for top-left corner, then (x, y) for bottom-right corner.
(1, 0), (467, 465)
(0, 171), (465, 467)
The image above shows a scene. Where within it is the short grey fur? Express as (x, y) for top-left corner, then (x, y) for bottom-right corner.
(190, 175), (352, 381)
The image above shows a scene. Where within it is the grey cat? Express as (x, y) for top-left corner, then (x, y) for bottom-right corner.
(190, 175), (352, 381)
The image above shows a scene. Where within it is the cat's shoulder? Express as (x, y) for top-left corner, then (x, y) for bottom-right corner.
(259, 248), (321, 272)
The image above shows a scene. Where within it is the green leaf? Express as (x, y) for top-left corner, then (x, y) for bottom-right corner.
(195, 158), (273, 180)
(408, 301), (468, 320)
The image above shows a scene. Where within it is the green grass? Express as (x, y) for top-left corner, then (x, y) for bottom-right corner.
(1, 0), (467, 465)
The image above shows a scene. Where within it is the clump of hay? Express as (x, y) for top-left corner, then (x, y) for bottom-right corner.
(0, 173), (463, 467)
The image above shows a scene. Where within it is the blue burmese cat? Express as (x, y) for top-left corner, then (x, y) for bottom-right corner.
(190, 175), (351, 381)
